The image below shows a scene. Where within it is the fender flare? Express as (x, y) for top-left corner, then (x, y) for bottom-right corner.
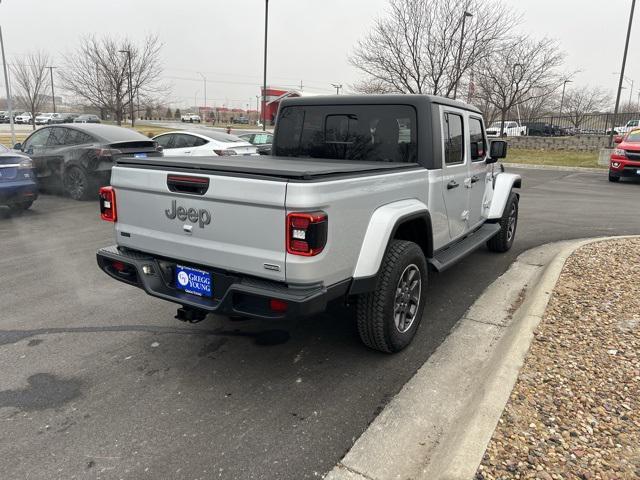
(350, 199), (430, 295)
(487, 172), (521, 220)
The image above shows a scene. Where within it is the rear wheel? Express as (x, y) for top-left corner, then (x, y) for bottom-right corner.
(63, 166), (92, 200)
(356, 240), (427, 353)
(487, 191), (518, 253)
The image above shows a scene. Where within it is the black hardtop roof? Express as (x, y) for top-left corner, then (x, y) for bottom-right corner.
(280, 94), (482, 114)
(52, 124), (153, 143)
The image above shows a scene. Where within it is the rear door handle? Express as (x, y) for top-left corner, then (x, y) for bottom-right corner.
(447, 180), (459, 190)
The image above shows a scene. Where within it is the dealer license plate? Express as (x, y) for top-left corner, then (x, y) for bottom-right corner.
(175, 264), (212, 297)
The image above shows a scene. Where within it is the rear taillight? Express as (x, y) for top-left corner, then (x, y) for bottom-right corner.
(286, 211), (327, 256)
(213, 149), (237, 156)
(95, 148), (121, 158)
(99, 186), (117, 222)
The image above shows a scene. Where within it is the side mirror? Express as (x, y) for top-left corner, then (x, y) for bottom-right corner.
(13, 142), (22, 151)
(488, 140), (507, 162)
(614, 135), (623, 144)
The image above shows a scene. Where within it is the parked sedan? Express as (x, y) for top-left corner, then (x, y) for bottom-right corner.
(0, 144), (38, 211)
(15, 124), (162, 200)
(238, 132), (273, 155)
(51, 113), (80, 124)
(153, 130), (258, 157)
(73, 114), (101, 124)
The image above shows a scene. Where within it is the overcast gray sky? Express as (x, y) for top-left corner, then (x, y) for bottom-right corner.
(1, 0), (638, 109)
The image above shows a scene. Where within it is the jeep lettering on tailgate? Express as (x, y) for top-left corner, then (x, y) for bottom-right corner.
(165, 200), (211, 228)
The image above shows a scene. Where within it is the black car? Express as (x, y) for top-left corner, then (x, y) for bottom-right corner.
(238, 132), (273, 155)
(523, 122), (563, 137)
(51, 113), (80, 124)
(15, 124), (162, 200)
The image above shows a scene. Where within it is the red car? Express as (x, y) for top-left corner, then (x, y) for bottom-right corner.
(610, 129), (640, 182)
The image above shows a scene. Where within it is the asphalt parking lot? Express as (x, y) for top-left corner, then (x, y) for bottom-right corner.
(1, 167), (640, 479)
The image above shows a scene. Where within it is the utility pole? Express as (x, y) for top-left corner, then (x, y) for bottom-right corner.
(0, 25), (15, 146)
(119, 49), (134, 127)
(453, 11), (473, 100)
(262, 0), (269, 131)
(331, 83), (342, 95)
(609, 0), (636, 147)
(198, 72), (207, 117)
(46, 66), (57, 113)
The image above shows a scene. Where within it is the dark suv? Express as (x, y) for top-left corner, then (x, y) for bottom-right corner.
(16, 124), (162, 200)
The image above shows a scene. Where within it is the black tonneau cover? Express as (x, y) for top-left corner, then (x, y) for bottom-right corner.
(116, 155), (420, 180)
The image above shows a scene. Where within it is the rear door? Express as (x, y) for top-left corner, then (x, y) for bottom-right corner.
(440, 109), (470, 241)
(164, 133), (197, 156)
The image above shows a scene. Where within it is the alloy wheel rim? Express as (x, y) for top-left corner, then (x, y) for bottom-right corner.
(65, 169), (84, 198)
(506, 203), (517, 242)
(393, 264), (421, 334)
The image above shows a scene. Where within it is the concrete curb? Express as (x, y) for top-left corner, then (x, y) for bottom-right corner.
(502, 162), (605, 173)
(325, 236), (640, 480)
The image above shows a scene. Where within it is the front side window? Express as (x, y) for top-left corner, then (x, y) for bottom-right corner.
(469, 118), (487, 161)
(23, 128), (51, 153)
(274, 105), (417, 163)
(443, 113), (464, 165)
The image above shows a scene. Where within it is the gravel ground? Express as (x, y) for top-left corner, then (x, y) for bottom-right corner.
(476, 238), (640, 480)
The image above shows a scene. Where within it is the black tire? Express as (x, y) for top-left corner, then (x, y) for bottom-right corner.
(487, 191), (519, 253)
(608, 173), (620, 183)
(63, 166), (92, 201)
(356, 240), (427, 353)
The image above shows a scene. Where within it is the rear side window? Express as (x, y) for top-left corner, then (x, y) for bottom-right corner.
(469, 118), (486, 161)
(275, 105), (417, 163)
(47, 127), (68, 146)
(155, 134), (174, 148)
(443, 113), (464, 165)
(66, 130), (94, 146)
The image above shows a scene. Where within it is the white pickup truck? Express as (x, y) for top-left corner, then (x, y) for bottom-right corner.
(486, 121), (527, 137)
(180, 114), (201, 123)
(97, 95), (521, 353)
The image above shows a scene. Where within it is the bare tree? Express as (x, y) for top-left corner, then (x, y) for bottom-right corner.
(562, 86), (611, 128)
(518, 88), (557, 122)
(11, 51), (50, 130)
(475, 36), (564, 134)
(60, 35), (167, 125)
(350, 0), (517, 96)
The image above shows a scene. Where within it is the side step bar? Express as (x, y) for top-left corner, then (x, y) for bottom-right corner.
(428, 223), (501, 272)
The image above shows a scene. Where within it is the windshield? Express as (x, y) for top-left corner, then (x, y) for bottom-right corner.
(274, 104), (417, 162)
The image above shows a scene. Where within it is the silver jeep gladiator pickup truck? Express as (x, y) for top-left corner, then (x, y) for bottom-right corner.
(97, 95), (521, 353)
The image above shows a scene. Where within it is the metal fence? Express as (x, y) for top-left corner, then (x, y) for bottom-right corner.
(497, 112), (640, 136)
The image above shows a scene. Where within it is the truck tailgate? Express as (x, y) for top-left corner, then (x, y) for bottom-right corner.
(110, 165), (287, 281)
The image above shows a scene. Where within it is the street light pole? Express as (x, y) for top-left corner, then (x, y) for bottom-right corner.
(609, 0), (636, 147)
(331, 83), (342, 95)
(262, 0), (269, 131)
(119, 49), (134, 127)
(46, 66), (57, 113)
(198, 72), (207, 116)
(559, 79), (572, 118)
(453, 11), (473, 100)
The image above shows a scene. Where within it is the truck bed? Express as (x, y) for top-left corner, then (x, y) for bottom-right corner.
(116, 155), (420, 181)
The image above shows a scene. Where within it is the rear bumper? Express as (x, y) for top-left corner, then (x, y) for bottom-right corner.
(0, 181), (38, 204)
(97, 245), (349, 320)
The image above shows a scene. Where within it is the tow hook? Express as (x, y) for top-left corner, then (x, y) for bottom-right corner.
(175, 306), (208, 323)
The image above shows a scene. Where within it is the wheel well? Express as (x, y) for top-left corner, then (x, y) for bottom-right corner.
(392, 215), (433, 259)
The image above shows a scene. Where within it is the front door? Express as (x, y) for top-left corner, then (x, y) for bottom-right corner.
(441, 110), (470, 241)
(21, 128), (53, 180)
(467, 116), (490, 229)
